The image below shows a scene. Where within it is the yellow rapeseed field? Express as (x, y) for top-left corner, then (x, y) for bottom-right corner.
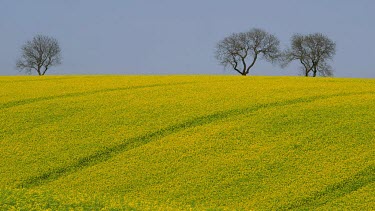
(0, 75), (374, 210)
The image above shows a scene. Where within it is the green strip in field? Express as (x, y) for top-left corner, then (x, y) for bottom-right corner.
(0, 81), (195, 110)
(279, 165), (375, 210)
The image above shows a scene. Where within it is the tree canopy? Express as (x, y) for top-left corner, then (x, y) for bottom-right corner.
(282, 33), (336, 77)
(16, 35), (62, 76)
(215, 28), (280, 76)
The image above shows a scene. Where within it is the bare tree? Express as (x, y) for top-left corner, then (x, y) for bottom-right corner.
(215, 28), (280, 76)
(16, 35), (62, 76)
(282, 33), (336, 77)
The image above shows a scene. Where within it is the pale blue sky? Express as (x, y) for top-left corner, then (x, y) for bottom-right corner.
(0, 0), (374, 77)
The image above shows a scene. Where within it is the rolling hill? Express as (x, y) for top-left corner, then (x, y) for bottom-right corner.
(0, 75), (374, 210)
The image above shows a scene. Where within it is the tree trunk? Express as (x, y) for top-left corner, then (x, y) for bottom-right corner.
(312, 64), (318, 77)
(42, 67), (48, 75)
(245, 53), (258, 75)
(37, 67), (42, 76)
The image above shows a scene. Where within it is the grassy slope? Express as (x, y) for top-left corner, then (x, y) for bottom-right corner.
(0, 75), (374, 210)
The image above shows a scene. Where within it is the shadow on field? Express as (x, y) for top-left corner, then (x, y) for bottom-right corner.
(278, 165), (375, 210)
(18, 91), (375, 189)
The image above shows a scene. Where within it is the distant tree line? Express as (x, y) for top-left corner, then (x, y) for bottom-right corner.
(17, 30), (336, 77)
(215, 28), (336, 77)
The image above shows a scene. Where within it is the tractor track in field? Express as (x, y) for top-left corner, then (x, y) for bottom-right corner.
(278, 165), (375, 210)
(0, 78), (245, 110)
(0, 77), (74, 83)
(18, 90), (375, 188)
(0, 81), (196, 110)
